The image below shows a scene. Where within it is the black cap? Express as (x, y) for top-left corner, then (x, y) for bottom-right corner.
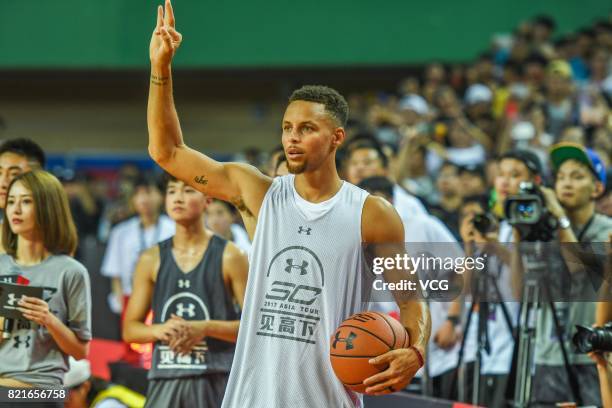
(500, 149), (543, 176)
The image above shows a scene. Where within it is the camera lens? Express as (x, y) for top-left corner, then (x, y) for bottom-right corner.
(518, 203), (534, 219)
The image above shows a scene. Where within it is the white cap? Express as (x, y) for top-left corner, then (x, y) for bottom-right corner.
(64, 357), (91, 388)
(511, 121), (536, 141)
(399, 94), (429, 116)
(465, 84), (493, 105)
(509, 83), (530, 100)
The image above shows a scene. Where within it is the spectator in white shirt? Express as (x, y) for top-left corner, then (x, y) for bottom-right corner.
(101, 175), (175, 315)
(359, 176), (469, 399)
(344, 137), (428, 220)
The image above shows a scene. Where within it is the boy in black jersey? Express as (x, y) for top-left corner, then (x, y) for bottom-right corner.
(123, 175), (248, 408)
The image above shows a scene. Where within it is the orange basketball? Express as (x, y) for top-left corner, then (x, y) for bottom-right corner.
(329, 311), (409, 393)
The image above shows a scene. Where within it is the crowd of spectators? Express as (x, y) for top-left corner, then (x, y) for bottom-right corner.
(48, 15), (611, 250)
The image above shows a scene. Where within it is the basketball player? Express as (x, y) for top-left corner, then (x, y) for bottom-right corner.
(123, 175), (248, 407)
(147, 1), (430, 406)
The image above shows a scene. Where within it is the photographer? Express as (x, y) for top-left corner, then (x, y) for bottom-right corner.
(591, 298), (611, 407)
(593, 233), (612, 407)
(590, 298), (612, 408)
(512, 142), (611, 407)
(458, 194), (519, 407)
(477, 149), (546, 274)
(454, 150), (544, 407)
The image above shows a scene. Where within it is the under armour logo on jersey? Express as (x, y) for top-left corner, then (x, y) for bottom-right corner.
(177, 279), (190, 289)
(175, 303), (196, 318)
(332, 331), (357, 350)
(298, 226), (311, 235)
(13, 335), (31, 349)
(285, 259), (308, 275)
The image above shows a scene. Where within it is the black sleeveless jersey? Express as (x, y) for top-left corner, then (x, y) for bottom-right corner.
(149, 235), (238, 379)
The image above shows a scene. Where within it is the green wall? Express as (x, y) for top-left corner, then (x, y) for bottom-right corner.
(1, 0), (609, 68)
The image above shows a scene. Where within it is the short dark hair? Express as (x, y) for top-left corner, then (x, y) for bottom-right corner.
(289, 85), (349, 127)
(462, 194), (490, 212)
(211, 198), (237, 215)
(439, 161), (460, 173)
(578, 28), (596, 39)
(161, 172), (179, 191)
(525, 52), (548, 67)
(533, 14), (556, 31)
(133, 173), (163, 194)
(347, 139), (389, 169)
(0, 138), (46, 168)
(593, 20), (612, 33)
(347, 131), (378, 144)
(358, 176), (394, 200)
(459, 164), (486, 179)
(500, 149), (543, 177)
(478, 51), (494, 62)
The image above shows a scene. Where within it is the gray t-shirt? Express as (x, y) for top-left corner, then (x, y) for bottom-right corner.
(535, 213), (612, 365)
(579, 213), (612, 243)
(0, 254), (92, 387)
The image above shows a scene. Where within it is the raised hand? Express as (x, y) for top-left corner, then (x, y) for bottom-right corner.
(150, 0), (183, 70)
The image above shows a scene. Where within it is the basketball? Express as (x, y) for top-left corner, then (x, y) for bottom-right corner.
(330, 311), (409, 393)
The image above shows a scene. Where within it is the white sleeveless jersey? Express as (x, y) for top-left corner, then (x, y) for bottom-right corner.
(222, 175), (369, 408)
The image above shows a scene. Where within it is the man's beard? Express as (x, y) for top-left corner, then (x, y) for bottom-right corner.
(288, 160), (307, 174)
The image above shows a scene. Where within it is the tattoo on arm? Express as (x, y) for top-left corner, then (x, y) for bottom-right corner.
(194, 175), (208, 185)
(151, 74), (169, 86)
(230, 196), (254, 218)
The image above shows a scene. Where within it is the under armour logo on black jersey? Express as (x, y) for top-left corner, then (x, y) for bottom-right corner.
(332, 331), (357, 350)
(298, 226), (311, 235)
(175, 303), (196, 318)
(285, 259), (308, 275)
(178, 279), (190, 289)
(13, 335), (31, 349)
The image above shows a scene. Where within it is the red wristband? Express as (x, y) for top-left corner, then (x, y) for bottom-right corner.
(409, 346), (424, 368)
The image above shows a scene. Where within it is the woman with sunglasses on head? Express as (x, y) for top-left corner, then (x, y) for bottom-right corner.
(0, 170), (91, 397)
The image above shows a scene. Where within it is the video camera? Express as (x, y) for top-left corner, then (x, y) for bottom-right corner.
(504, 181), (558, 242)
(573, 322), (612, 354)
